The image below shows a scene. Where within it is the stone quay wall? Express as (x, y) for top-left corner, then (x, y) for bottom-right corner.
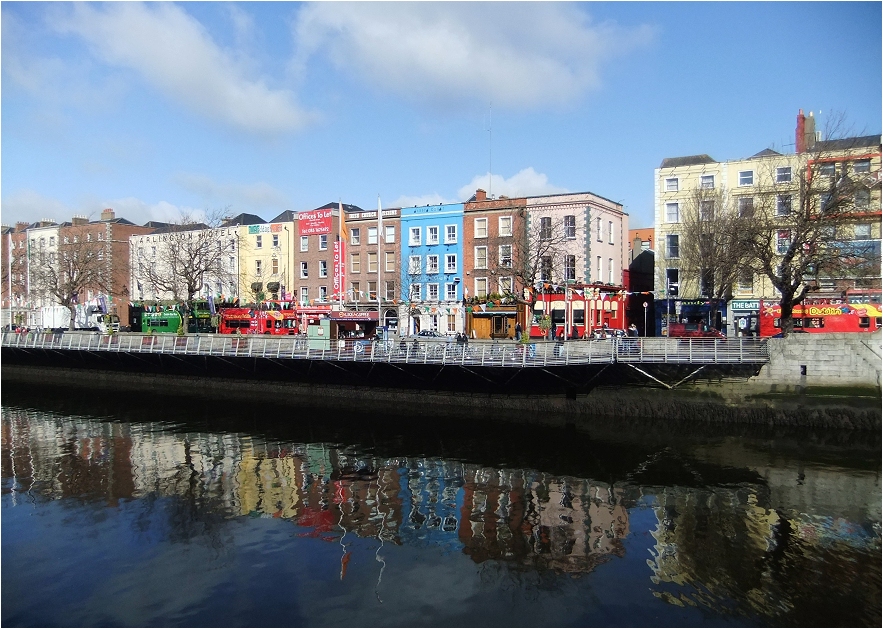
(2, 332), (880, 431)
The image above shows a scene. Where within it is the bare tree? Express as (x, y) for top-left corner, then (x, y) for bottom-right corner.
(134, 212), (236, 332)
(29, 222), (110, 326)
(743, 115), (881, 335)
(510, 213), (573, 317)
(677, 186), (752, 328)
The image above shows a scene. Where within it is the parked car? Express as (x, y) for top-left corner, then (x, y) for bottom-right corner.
(668, 323), (725, 338)
(415, 330), (444, 338)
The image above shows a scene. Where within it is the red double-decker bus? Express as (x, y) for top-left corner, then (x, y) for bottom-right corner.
(218, 301), (301, 335)
(759, 298), (883, 336)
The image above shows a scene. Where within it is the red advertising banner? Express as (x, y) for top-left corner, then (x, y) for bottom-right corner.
(333, 239), (346, 297)
(298, 209), (332, 236)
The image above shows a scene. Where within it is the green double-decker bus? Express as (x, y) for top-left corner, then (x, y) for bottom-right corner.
(129, 301), (218, 334)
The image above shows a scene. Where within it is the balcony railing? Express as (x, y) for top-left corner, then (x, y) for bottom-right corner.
(2, 331), (770, 368)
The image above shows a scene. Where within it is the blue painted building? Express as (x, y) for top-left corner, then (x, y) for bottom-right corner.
(399, 203), (465, 336)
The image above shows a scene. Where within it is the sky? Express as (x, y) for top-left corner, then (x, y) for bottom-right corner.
(2, 2), (881, 231)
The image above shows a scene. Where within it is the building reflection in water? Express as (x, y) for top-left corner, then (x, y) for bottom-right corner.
(2, 406), (880, 624)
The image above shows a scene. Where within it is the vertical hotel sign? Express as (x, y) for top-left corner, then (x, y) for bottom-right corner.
(333, 203), (346, 301)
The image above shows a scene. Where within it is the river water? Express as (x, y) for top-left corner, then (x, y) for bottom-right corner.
(2, 385), (880, 627)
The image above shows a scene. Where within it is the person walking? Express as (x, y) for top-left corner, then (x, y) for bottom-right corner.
(515, 321), (523, 340)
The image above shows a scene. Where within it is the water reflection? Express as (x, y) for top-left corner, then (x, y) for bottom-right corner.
(2, 400), (880, 627)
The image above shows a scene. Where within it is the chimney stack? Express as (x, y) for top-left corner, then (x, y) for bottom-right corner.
(796, 109), (806, 152)
(72, 215), (89, 226)
(15, 222), (29, 232)
(475, 189), (487, 202)
(101, 208), (115, 221)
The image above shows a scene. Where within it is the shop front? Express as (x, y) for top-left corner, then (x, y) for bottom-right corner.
(729, 299), (760, 337)
(655, 298), (728, 336)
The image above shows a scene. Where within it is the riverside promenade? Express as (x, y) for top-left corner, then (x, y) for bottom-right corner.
(2, 331), (879, 429)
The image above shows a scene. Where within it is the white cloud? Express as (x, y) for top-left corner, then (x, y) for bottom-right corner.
(172, 173), (290, 212)
(50, 3), (318, 134)
(1, 190), (71, 225)
(458, 168), (569, 200)
(292, 3), (655, 110)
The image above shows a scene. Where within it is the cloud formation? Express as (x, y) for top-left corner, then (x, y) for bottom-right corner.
(458, 168), (569, 200)
(292, 3), (655, 110)
(172, 173), (290, 211)
(50, 3), (317, 134)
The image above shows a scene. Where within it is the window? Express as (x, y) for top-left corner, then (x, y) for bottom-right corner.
(475, 277), (488, 298)
(700, 175), (715, 189)
(540, 217), (552, 240)
(776, 194), (792, 216)
(367, 281), (377, 301)
(426, 254), (439, 274)
(608, 258), (614, 284)
(500, 244), (512, 267)
(319, 260), (328, 278)
(409, 255), (421, 275)
(300, 236), (309, 252)
(737, 271), (753, 292)
(385, 252), (396, 272)
(229, 256), (235, 271)
(475, 246), (488, 269)
(445, 225), (457, 244)
(854, 159), (871, 173)
(300, 261), (308, 278)
(230, 238), (236, 251)
(608, 221), (614, 244)
(666, 268), (679, 296)
(367, 227), (378, 245)
(385, 281), (396, 301)
(541, 256), (552, 281)
(85, 234), (91, 243)
(427, 226), (439, 245)
(596, 256), (602, 282)
(409, 227), (421, 246)
(272, 258), (279, 274)
(98, 233), (103, 241)
(738, 197), (754, 217)
(445, 254), (457, 273)
(255, 259), (263, 274)
(665, 178), (679, 192)
(738, 170), (754, 186)
(564, 215), (576, 239)
(255, 235), (262, 248)
(351, 281), (360, 300)
(367, 252), (377, 273)
(776, 166), (792, 183)
(474, 218), (488, 238)
(855, 189), (870, 209)
(272, 234), (279, 248)
(319, 286), (327, 301)
(700, 268), (714, 297)
(351, 253), (361, 273)
(319, 234), (327, 250)
(666, 202), (680, 223)
(410, 284), (421, 301)
(499, 276), (512, 294)
(300, 287), (309, 303)
(499, 216), (512, 237)
(445, 283), (457, 300)
(700, 200), (715, 220)
(820, 162), (835, 177)
(776, 230), (791, 254)
(855, 224), (872, 240)
(427, 284), (439, 301)
(384, 225), (395, 243)
(48, 252), (56, 264)
(564, 255), (576, 282)
(596, 218), (602, 242)
(49, 237), (55, 246)
(666, 234), (679, 259)
(351, 228), (360, 245)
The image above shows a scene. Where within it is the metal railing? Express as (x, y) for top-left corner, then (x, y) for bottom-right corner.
(2, 331), (769, 367)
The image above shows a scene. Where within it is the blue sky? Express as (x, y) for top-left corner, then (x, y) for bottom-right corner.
(2, 2), (880, 230)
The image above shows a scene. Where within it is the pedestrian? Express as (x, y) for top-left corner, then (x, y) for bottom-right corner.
(628, 324), (639, 337)
(515, 321), (523, 340)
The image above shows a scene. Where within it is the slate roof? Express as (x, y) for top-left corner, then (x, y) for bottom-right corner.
(752, 148), (782, 157)
(659, 154), (717, 169)
(814, 134), (881, 152)
(221, 213), (266, 227)
(312, 202), (365, 214)
(270, 210), (297, 223)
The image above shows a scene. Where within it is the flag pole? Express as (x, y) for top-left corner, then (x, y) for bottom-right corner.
(377, 195), (383, 330)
